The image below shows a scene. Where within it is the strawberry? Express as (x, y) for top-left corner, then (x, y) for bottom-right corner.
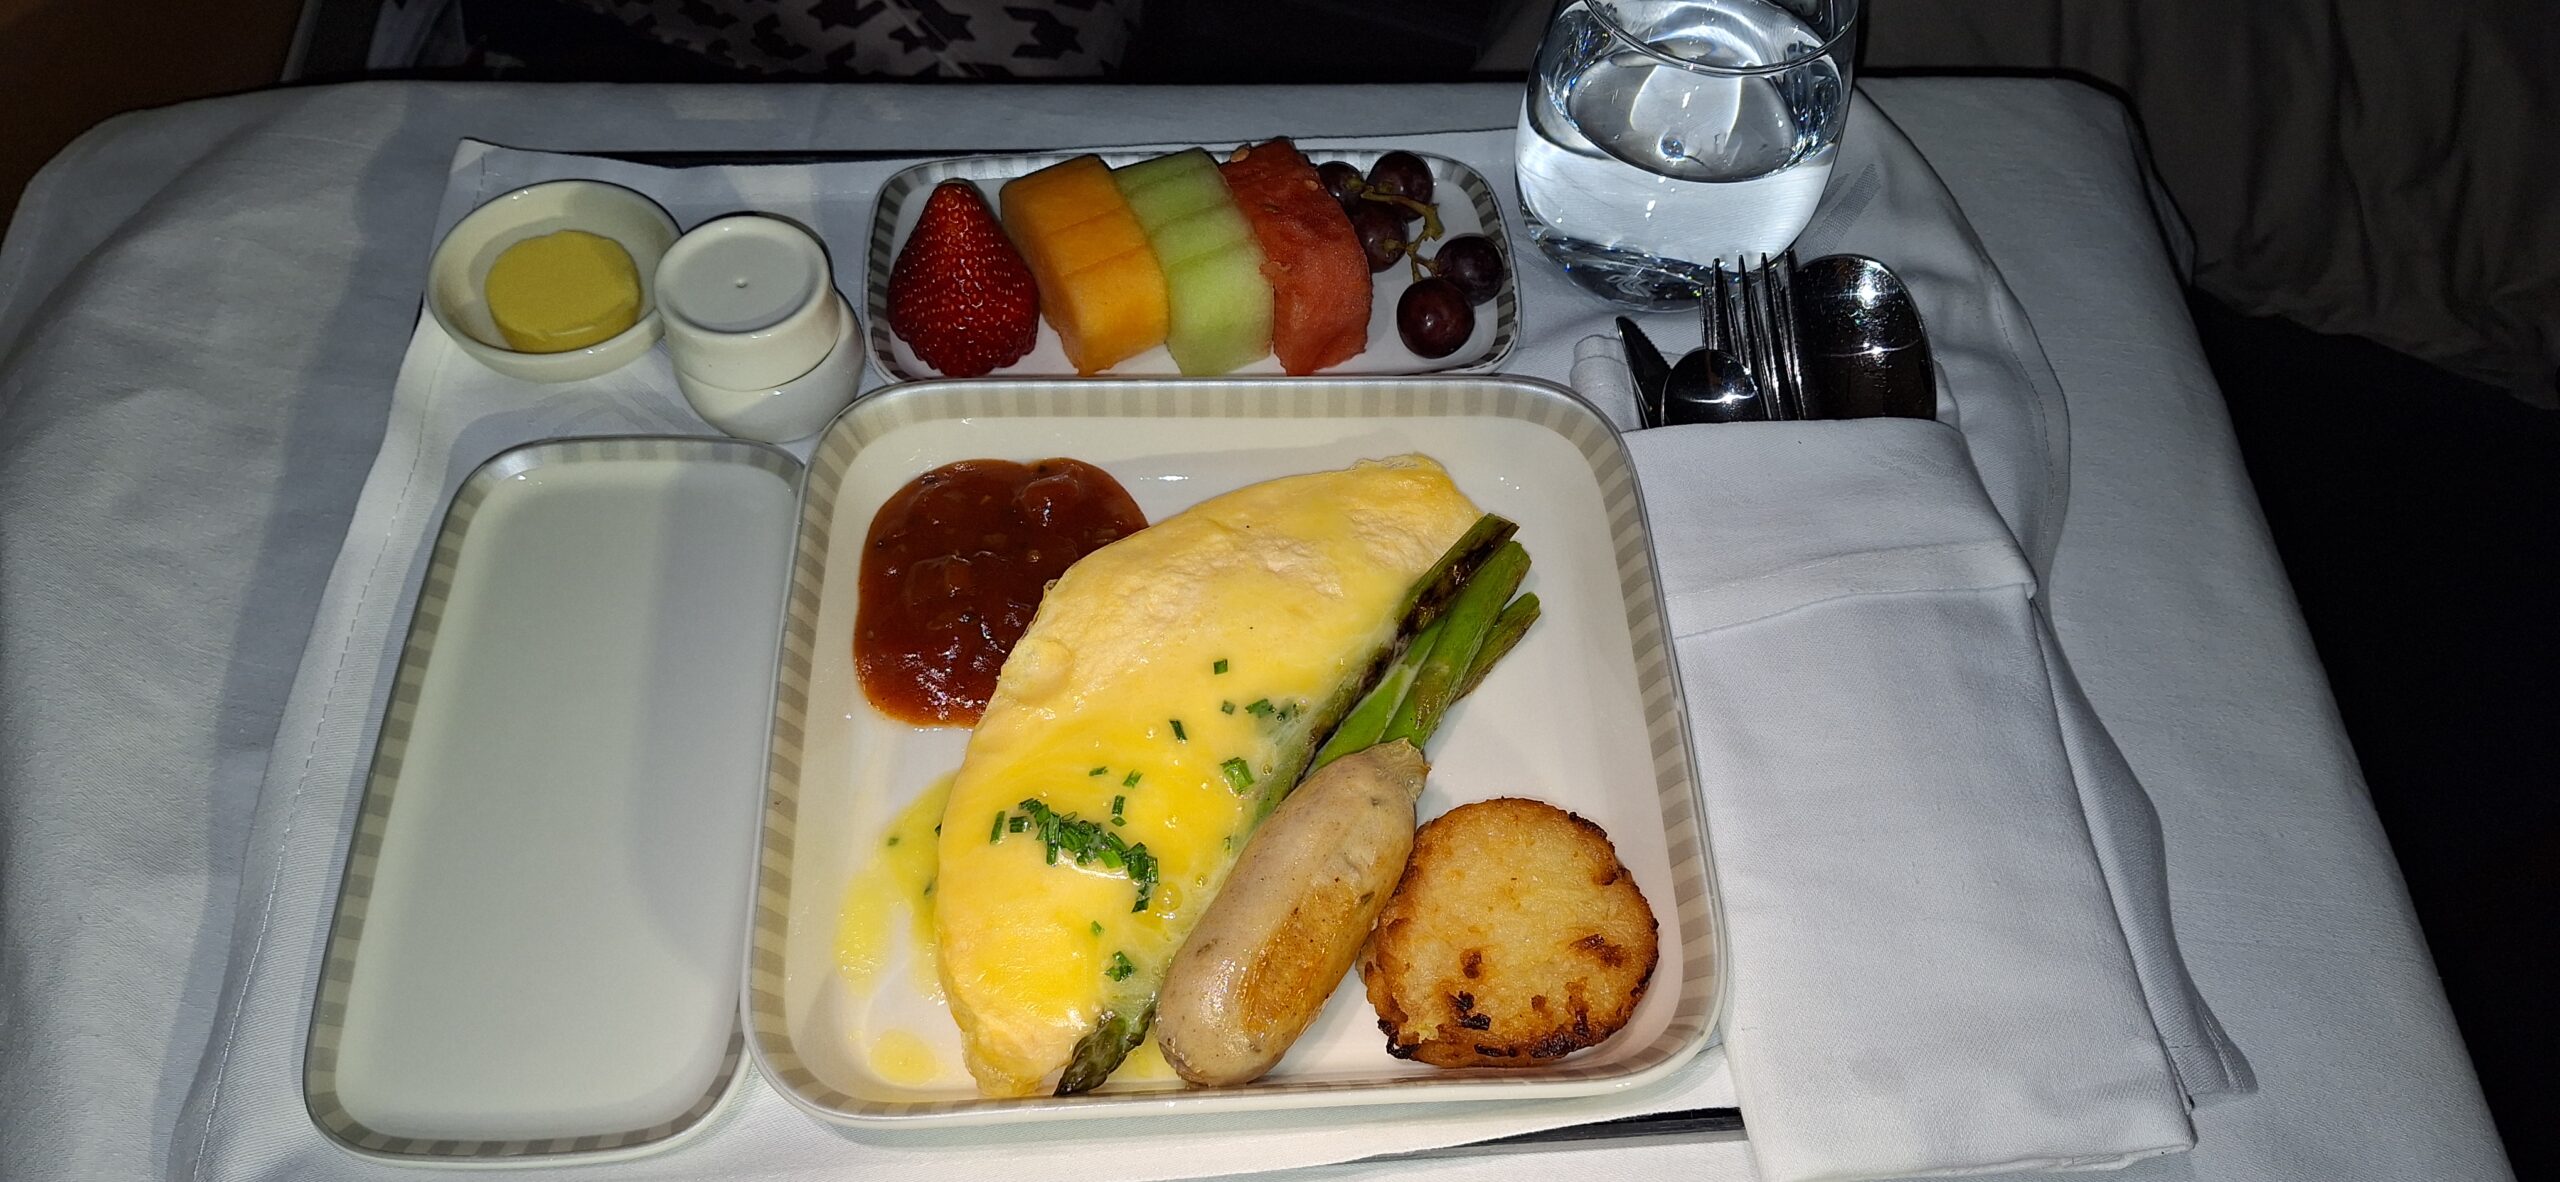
(887, 181), (1041, 377)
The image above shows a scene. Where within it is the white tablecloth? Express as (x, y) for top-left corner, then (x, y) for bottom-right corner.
(0, 79), (2514, 1182)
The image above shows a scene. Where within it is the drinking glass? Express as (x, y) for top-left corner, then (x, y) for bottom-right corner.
(1516, 0), (1862, 308)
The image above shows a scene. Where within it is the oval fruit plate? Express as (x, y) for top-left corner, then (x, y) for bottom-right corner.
(863, 146), (1521, 382)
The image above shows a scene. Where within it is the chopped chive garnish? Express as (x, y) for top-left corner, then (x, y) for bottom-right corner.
(1089, 766), (1108, 776)
(1220, 700), (1235, 714)
(1090, 921), (1103, 936)
(989, 812), (1006, 843)
(1106, 951), (1135, 981)
(1220, 757), (1255, 793)
(1245, 698), (1275, 717)
(1170, 719), (1188, 742)
(1123, 770), (1141, 788)
(1009, 815), (1028, 833)
(1013, 798), (1159, 911)
(1127, 844), (1159, 911)
(1111, 794), (1126, 819)
(1214, 659), (1229, 674)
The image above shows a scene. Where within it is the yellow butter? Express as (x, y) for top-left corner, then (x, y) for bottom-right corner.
(484, 229), (642, 353)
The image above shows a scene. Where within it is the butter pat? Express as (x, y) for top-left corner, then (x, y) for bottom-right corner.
(484, 230), (643, 353)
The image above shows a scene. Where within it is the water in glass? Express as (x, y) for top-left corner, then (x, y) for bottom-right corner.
(1517, 0), (1856, 307)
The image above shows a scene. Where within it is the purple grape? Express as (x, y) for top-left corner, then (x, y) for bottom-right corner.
(1316, 160), (1365, 210)
(1366, 151), (1434, 207)
(1347, 200), (1407, 273)
(1431, 235), (1507, 305)
(1397, 278), (1474, 359)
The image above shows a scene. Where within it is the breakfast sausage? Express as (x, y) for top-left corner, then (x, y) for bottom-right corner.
(1153, 740), (1428, 1086)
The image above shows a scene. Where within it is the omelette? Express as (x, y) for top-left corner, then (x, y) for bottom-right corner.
(933, 455), (1481, 1096)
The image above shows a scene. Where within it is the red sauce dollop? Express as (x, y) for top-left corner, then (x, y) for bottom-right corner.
(854, 458), (1147, 726)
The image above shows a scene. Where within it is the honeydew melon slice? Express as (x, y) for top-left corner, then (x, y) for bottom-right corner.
(1164, 248), (1276, 377)
(1113, 151), (1273, 375)
(1117, 151), (1234, 225)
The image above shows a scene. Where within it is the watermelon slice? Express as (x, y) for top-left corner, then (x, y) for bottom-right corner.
(1218, 140), (1372, 375)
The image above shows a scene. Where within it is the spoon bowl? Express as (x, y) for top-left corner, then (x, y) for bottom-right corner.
(1792, 254), (1936, 419)
(1662, 347), (1766, 425)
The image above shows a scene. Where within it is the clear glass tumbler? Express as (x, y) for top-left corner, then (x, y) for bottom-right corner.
(1516, 0), (1862, 309)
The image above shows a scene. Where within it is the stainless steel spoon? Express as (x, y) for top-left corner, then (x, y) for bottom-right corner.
(1662, 347), (1766, 425)
(1792, 254), (1936, 419)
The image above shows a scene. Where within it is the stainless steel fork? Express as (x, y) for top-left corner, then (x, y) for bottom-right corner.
(1701, 253), (1808, 419)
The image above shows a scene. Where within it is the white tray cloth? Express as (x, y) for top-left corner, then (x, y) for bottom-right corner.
(171, 130), (1747, 1182)
(0, 79), (2513, 1182)
(182, 94), (2231, 1179)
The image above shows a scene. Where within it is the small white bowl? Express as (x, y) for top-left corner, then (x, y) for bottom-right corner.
(426, 180), (680, 384)
(674, 294), (862, 443)
(655, 213), (843, 391)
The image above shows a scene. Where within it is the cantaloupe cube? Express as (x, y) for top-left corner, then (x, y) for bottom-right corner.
(1034, 212), (1156, 278)
(1047, 249), (1170, 375)
(1000, 155), (1169, 373)
(998, 157), (1124, 241)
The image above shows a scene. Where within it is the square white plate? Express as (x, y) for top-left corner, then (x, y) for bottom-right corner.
(745, 377), (1723, 1126)
(307, 437), (799, 1164)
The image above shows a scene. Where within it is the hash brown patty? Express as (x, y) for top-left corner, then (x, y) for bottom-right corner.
(1359, 797), (1658, 1068)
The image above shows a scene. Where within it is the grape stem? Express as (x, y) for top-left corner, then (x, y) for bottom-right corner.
(1362, 192), (1444, 244)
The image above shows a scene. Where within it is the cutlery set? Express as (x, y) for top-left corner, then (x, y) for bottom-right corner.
(1626, 253), (1937, 428)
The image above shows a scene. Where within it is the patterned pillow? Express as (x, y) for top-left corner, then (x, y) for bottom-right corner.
(566, 0), (1144, 77)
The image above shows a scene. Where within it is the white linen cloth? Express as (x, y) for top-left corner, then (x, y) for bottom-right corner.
(1584, 318), (2208, 1177)
(1646, 419), (2195, 1182)
(0, 78), (2513, 1182)
(173, 130), (1760, 1182)
(178, 97), (2234, 1181)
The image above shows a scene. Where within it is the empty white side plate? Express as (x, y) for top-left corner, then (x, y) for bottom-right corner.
(306, 436), (799, 1164)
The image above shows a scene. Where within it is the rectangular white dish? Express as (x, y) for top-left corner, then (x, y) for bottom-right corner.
(744, 376), (1724, 1126)
(863, 147), (1522, 381)
(305, 437), (800, 1164)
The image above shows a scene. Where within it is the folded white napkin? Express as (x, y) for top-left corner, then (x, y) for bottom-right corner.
(1577, 342), (2232, 1181)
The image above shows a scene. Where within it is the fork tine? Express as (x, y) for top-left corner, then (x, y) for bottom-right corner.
(1741, 256), (1779, 418)
(1703, 261), (1726, 353)
(1761, 253), (1799, 420)
(1766, 253), (1797, 420)
(1771, 250), (1807, 419)
(1717, 261), (1743, 357)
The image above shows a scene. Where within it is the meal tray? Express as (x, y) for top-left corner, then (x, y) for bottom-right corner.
(745, 376), (1726, 1127)
(305, 437), (800, 1164)
(863, 147), (1522, 381)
